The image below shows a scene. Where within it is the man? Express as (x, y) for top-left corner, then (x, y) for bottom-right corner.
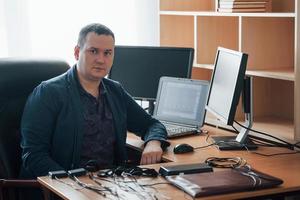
(20, 23), (169, 180)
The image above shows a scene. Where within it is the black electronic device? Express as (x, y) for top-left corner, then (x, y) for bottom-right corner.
(159, 163), (213, 177)
(48, 170), (68, 179)
(173, 143), (194, 154)
(109, 45), (194, 114)
(67, 168), (87, 177)
(205, 47), (257, 150)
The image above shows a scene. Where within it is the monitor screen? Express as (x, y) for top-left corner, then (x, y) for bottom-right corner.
(154, 77), (209, 126)
(206, 47), (248, 126)
(108, 46), (194, 100)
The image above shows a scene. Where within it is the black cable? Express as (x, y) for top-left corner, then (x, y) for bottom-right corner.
(234, 120), (291, 145)
(294, 141), (300, 149)
(144, 107), (149, 111)
(231, 125), (239, 133)
(249, 135), (292, 148)
(232, 125), (283, 147)
(231, 124), (300, 157)
(194, 143), (217, 150)
(250, 151), (300, 157)
(234, 120), (294, 150)
(250, 139), (278, 147)
(204, 126), (282, 150)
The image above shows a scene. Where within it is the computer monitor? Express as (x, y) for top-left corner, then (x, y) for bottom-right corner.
(108, 45), (194, 114)
(205, 47), (257, 150)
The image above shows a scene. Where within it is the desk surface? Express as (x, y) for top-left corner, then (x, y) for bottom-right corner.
(38, 125), (300, 200)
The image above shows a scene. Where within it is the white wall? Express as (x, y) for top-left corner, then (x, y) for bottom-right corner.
(0, 0), (159, 64)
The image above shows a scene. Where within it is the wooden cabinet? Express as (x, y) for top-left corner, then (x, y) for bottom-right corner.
(160, 0), (300, 142)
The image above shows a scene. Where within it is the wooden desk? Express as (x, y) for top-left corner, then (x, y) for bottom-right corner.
(38, 125), (300, 200)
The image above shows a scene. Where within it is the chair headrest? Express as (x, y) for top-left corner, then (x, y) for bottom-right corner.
(0, 58), (70, 98)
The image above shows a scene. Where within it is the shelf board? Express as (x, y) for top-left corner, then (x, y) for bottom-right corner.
(193, 63), (214, 70)
(246, 68), (294, 81)
(194, 64), (294, 81)
(160, 11), (296, 17)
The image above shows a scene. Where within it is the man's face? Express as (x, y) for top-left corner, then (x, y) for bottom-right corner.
(74, 32), (114, 82)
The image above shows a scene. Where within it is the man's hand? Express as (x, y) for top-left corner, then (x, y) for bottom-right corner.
(140, 140), (163, 165)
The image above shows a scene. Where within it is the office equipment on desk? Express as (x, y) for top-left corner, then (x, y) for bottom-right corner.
(38, 131), (300, 200)
(205, 47), (257, 150)
(165, 166), (283, 198)
(173, 143), (194, 154)
(48, 170), (68, 179)
(159, 163), (213, 177)
(109, 45), (194, 114)
(153, 77), (209, 138)
(97, 166), (158, 178)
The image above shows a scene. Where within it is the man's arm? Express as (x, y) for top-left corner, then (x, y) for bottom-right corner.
(123, 89), (170, 164)
(21, 83), (64, 177)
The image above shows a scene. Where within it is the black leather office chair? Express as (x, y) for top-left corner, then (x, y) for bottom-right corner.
(0, 58), (70, 200)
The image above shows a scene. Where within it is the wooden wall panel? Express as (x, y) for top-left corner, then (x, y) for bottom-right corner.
(252, 78), (294, 119)
(160, 15), (194, 48)
(191, 67), (212, 81)
(242, 17), (294, 70)
(197, 16), (239, 64)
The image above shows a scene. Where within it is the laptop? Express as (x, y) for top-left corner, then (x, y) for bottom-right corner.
(153, 77), (209, 138)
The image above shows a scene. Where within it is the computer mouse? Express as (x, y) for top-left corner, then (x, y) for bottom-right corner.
(173, 143), (194, 154)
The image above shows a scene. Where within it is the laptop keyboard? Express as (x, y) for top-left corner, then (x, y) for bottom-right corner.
(164, 124), (198, 138)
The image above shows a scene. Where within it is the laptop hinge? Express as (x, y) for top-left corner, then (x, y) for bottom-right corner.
(161, 121), (198, 129)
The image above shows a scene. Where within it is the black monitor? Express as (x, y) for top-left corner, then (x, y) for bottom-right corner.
(108, 45), (194, 113)
(205, 47), (257, 150)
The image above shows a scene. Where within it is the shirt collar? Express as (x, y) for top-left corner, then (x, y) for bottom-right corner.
(74, 65), (107, 96)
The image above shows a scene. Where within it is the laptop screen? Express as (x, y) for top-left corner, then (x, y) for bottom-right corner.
(154, 77), (209, 127)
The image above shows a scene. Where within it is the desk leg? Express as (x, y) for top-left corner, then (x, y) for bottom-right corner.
(42, 186), (50, 200)
(0, 187), (4, 200)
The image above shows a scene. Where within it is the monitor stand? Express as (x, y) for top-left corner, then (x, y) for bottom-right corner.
(211, 77), (257, 150)
(211, 113), (257, 150)
(211, 137), (257, 150)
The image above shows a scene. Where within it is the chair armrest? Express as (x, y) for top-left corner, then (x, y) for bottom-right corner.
(0, 179), (40, 188)
(126, 145), (142, 166)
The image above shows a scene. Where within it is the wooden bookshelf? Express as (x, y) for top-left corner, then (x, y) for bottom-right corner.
(160, 0), (300, 142)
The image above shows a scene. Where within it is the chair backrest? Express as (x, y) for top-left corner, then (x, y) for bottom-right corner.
(0, 58), (70, 179)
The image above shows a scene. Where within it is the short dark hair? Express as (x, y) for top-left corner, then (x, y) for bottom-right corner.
(77, 23), (115, 47)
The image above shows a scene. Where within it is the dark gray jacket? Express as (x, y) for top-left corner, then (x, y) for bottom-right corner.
(20, 66), (169, 178)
